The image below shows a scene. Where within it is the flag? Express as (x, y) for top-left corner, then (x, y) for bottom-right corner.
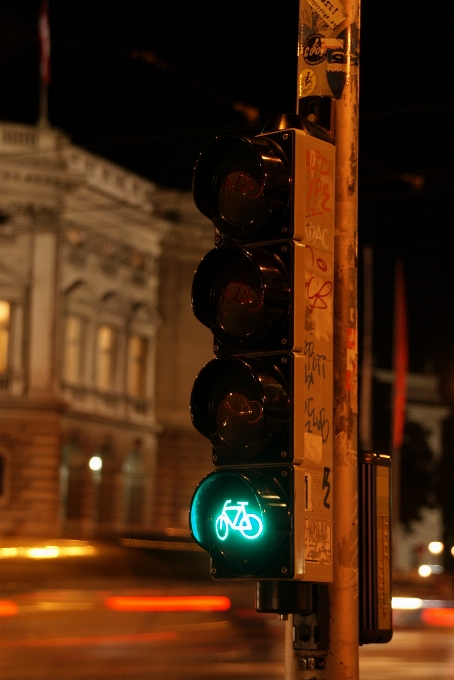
(359, 246), (373, 451)
(391, 260), (408, 450)
(39, 0), (51, 87)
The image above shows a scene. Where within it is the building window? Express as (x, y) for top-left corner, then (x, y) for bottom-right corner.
(64, 315), (83, 383)
(0, 301), (10, 377)
(96, 325), (116, 390)
(127, 335), (147, 398)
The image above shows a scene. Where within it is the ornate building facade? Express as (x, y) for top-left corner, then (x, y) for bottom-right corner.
(152, 190), (214, 533)
(0, 121), (212, 538)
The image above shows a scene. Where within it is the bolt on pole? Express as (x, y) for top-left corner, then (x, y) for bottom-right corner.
(289, 1), (361, 679)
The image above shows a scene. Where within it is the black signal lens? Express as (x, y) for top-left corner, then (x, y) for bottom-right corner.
(215, 146), (267, 228)
(192, 245), (290, 353)
(193, 134), (290, 243)
(214, 366), (266, 449)
(190, 357), (290, 464)
(215, 258), (265, 337)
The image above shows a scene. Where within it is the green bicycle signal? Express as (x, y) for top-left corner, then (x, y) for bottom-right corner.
(189, 467), (294, 578)
(215, 500), (264, 541)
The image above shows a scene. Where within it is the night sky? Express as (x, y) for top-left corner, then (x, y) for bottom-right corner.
(1, 0), (454, 399)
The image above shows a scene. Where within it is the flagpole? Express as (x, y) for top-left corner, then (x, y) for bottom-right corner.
(38, 0), (51, 127)
(38, 83), (49, 127)
(391, 259), (408, 534)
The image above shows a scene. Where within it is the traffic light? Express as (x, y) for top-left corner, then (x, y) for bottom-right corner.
(189, 115), (335, 581)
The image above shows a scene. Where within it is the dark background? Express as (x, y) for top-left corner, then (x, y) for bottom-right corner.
(1, 0), (453, 392)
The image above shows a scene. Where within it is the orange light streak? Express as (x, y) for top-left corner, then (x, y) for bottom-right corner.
(0, 600), (18, 616)
(105, 595), (231, 612)
(421, 608), (454, 627)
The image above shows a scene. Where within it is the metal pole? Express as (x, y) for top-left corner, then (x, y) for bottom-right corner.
(328, 0), (360, 676)
(294, 1), (361, 678)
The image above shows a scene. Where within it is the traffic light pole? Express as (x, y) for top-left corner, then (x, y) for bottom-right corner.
(328, 1), (361, 676)
(289, 1), (361, 678)
(327, 26), (360, 679)
(188, 1), (361, 674)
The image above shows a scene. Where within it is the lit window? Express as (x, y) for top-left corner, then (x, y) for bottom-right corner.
(127, 335), (147, 398)
(64, 315), (83, 383)
(96, 325), (116, 390)
(0, 301), (10, 375)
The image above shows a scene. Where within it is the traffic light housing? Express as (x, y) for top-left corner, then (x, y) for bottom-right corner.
(359, 452), (393, 643)
(189, 117), (335, 581)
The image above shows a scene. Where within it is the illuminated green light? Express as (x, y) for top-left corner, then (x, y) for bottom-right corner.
(215, 500), (263, 541)
(189, 467), (292, 578)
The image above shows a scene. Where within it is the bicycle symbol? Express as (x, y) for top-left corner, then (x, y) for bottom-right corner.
(215, 500), (263, 541)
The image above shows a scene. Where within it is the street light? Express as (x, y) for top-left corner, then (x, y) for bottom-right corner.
(89, 455), (102, 472)
(428, 541), (443, 555)
(418, 565), (432, 577)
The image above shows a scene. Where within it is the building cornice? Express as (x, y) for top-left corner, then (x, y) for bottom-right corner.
(63, 145), (157, 213)
(61, 408), (162, 435)
(0, 121), (161, 217)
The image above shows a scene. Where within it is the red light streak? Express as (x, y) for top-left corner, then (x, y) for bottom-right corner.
(0, 600), (18, 616)
(105, 595), (231, 612)
(421, 607), (454, 627)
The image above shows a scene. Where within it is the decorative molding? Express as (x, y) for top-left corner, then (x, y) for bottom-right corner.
(0, 203), (62, 239)
(64, 223), (158, 284)
(0, 164), (80, 193)
(62, 279), (159, 327)
(63, 145), (157, 212)
(1, 127), (38, 150)
(0, 122), (69, 154)
(60, 398), (162, 435)
(0, 122), (160, 217)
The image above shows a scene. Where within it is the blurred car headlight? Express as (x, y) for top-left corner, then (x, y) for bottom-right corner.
(391, 597), (423, 610)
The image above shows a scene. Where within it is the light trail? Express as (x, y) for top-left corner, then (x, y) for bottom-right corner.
(105, 595), (231, 612)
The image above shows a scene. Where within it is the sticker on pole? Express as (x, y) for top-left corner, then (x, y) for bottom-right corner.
(303, 34), (327, 65)
(306, 0), (346, 30)
(299, 69), (317, 97)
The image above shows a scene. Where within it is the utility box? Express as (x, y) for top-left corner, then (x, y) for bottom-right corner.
(359, 451), (392, 644)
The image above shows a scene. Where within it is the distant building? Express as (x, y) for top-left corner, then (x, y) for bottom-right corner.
(0, 121), (212, 538)
(373, 368), (450, 571)
(151, 189), (214, 533)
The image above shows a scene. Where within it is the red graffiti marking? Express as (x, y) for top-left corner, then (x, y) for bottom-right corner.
(305, 247), (332, 312)
(306, 278), (333, 312)
(306, 149), (331, 217)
